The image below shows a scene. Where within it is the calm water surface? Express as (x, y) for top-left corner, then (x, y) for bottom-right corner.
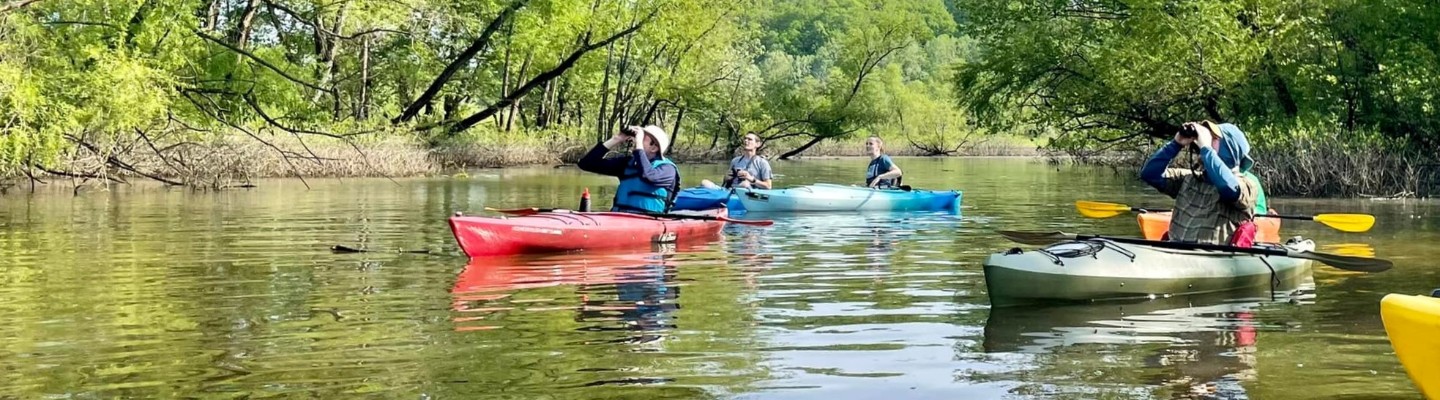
(1, 158), (1436, 399)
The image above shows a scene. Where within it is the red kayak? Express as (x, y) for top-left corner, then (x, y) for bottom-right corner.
(448, 209), (728, 257)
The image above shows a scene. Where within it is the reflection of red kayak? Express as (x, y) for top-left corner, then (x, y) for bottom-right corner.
(452, 247), (703, 332)
(447, 209), (727, 256)
(453, 252), (669, 302)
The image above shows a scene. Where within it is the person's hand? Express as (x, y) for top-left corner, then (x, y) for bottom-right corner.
(868, 180), (880, 188)
(606, 126), (642, 148)
(1173, 130), (1194, 147)
(736, 169), (753, 181)
(1193, 123), (1214, 150)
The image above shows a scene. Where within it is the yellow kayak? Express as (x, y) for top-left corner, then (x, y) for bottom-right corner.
(1381, 293), (1440, 399)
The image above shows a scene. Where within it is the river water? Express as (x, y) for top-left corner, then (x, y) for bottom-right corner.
(1, 157), (1434, 399)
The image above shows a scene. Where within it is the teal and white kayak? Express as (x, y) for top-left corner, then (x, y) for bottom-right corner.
(733, 184), (962, 213)
(983, 238), (1316, 307)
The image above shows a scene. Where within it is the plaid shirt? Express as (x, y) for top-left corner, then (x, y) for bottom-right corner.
(1155, 167), (1258, 244)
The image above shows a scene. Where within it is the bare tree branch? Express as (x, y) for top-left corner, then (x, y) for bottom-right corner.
(180, 91), (316, 189)
(393, 0), (529, 124)
(447, 10), (655, 133)
(62, 134), (185, 186)
(241, 92), (401, 185)
(194, 29), (332, 93)
(263, 0), (407, 39)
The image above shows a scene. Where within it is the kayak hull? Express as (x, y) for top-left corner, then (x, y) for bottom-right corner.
(448, 208), (727, 257)
(735, 184), (961, 213)
(982, 238), (1315, 307)
(1138, 212), (1282, 243)
(1381, 293), (1440, 399)
(672, 187), (745, 213)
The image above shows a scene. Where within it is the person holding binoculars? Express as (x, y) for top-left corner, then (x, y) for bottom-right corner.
(578, 125), (681, 214)
(1139, 121), (1267, 246)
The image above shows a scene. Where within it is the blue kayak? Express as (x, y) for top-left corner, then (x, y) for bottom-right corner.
(735, 184), (961, 213)
(672, 187), (746, 213)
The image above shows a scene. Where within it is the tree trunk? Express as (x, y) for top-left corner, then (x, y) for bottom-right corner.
(1205, 95), (1223, 121)
(497, 19), (514, 130)
(357, 36), (371, 120)
(229, 0), (260, 48)
(643, 96), (660, 121)
(710, 115), (725, 151)
(506, 53), (532, 132)
(536, 80), (552, 128)
(327, 3), (349, 119)
(392, 0), (529, 124)
(1266, 55), (1298, 117)
(447, 21), (649, 134)
(558, 80), (572, 126)
(397, 71), (412, 118)
(443, 94), (461, 121)
(609, 35), (634, 133)
(596, 42), (614, 140)
(203, 0), (219, 31)
(671, 105), (684, 149)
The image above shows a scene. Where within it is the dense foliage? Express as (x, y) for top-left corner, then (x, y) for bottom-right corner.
(952, 0), (1440, 154)
(0, 0), (976, 178)
(0, 0), (1432, 194)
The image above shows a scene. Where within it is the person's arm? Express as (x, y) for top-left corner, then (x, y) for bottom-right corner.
(631, 150), (677, 188)
(1140, 141), (1188, 198)
(750, 159), (774, 189)
(1195, 145), (1245, 203)
(577, 135), (632, 177)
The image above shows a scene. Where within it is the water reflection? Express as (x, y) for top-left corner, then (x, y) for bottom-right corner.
(452, 244), (703, 339)
(453, 243), (751, 383)
(979, 271), (1317, 399)
(1320, 242), (1377, 258)
(0, 158), (1431, 399)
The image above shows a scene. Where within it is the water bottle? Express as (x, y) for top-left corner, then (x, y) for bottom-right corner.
(579, 188), (591, 212)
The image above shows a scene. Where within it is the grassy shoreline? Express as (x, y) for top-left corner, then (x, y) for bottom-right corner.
(4, 131), (1433, 198)
(0, 133), (1042, 190)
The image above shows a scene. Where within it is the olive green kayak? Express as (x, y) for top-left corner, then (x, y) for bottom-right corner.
(983, 238), (1316, 307)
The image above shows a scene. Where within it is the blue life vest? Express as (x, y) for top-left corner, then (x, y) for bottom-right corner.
(613, 157), (678, 213)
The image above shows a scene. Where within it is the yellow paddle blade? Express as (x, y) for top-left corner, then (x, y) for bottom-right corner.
(1314, 213), (1376, 233)
(1075, 201), (1132, 219)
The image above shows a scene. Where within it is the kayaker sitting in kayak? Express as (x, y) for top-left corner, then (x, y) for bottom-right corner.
(701, 132), (773, 190)
(865, 136), (902, 188)
(1140, 121), (1259, 246)
(578, 125), (680, 214)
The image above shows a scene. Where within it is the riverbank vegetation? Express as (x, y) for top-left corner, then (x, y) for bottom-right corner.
(952, 0), (1439, 197)
(0, 0), (1433, 196)
(0, 0), (1016, 188)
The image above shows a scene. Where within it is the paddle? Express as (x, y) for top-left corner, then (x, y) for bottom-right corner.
(482, 206), (774, 226)
(1074, 201), (1376, 233)
(995, 230), (1392, 273)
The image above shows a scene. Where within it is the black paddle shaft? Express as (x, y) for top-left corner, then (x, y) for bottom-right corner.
(1134, 207), (1314, 221)
(1075, 234), (1287, 257)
